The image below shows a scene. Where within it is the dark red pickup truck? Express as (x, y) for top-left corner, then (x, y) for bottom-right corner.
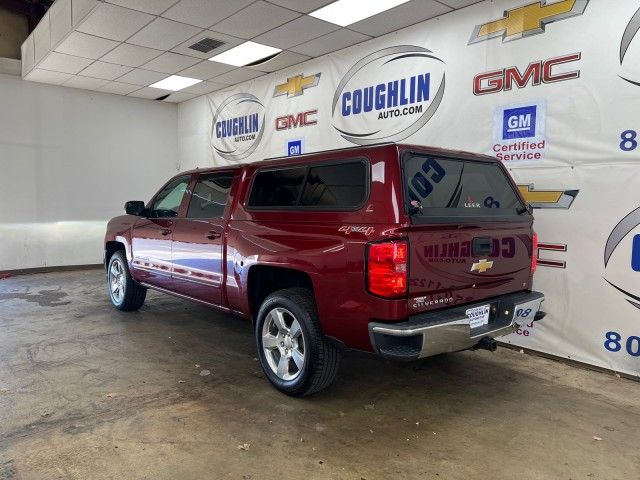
(105, 143), (544, 396)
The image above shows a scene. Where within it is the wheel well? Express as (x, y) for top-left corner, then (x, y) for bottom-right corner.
(105, 241), (125, 267)
(248, 266), (314, 322)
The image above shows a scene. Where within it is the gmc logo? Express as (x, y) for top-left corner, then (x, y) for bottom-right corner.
(275, 109), (318, 130)
(473, 53), (581, 96)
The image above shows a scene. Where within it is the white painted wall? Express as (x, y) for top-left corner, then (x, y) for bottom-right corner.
(0, 73), (179, 270)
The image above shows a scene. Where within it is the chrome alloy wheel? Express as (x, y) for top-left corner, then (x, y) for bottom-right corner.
(261, 307), (306, 381)
(109, 258), (126, 304)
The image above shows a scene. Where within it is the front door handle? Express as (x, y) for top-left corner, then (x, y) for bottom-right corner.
(161, 229), (172, 236)
(205, 230), (221, 240)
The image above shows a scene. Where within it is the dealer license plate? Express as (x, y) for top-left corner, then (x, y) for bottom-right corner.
(466, 304), (490, 329)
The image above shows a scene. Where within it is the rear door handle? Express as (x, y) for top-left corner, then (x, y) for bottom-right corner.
(161, 229), (172, 236)
(205, 230), (221, 240)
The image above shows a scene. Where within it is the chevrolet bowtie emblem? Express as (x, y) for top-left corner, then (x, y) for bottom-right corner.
(469, 0), (589, 44)
(274, 73), (321, 98)
(471, 259), (494, 273)
(518, 184), (579, 209)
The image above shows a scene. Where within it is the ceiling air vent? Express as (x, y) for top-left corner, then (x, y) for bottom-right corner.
(188, 37), (225, 54)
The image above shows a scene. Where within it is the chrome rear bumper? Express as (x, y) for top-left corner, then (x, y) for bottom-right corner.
(369, 291), (544, 361)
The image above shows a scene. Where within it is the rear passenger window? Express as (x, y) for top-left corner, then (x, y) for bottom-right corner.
(249, 167), (306, 207)
(248, 161), (367, 209)
(300, 163), (366, 207)
(187, 172), (233, 218)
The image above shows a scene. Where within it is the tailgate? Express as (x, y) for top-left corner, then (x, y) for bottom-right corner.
(407, 222), (533, 313)
(401, 151), (533, 314)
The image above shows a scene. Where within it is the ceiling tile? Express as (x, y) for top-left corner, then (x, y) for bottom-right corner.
(79, 61), (133, 80)
(128, 86), (173, 99)
(162, 0), (254, 29)
(76, 2), (154, 42)
(72, 0), (98, 26)
(438, 0), (483, 7)
(33, 12), (51, 64)
(246, 50), (310, 73)
(105, 0), (180, 15)
(96, 81), (142, 95)
(177, 60), (235, 80)
(289, 28), (370, 57)
(55, 31), (119, 59)
(127, 17), (202, 50)
(116, 68), (168, 86)
(171, 30), (243, 60)
(180, 80), (225, 95)
(38, 52), (93, 74)
(212, 67), (265, 85)
(253, 16), (339, 49)
(25, 68), (73, 85)
(49, 0), (72, 47)
(163, 92), (196, 103)
(100, 43), (163, 67)
(211, 1), (301, 39)
(62, 76), (109, 90)
(348, 0), (451, 36)
(266, 0), (334, 14)
(141, 52), (201, 74)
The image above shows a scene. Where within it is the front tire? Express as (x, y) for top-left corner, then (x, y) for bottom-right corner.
(107, 251), (146, 311)
(255, 288), (340, 396)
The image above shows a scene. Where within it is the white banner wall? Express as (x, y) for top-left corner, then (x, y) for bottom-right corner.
(178, 0), (640, 376)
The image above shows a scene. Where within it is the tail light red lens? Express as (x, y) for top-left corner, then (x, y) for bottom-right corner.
(367, 240), (408, 298)
(531, 231), (538, 273)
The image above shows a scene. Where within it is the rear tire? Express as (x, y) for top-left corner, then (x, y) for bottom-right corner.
(255, 288), (340, 396)
(107, 251), (146, 311)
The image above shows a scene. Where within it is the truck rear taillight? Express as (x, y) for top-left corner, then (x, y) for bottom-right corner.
(531, 231), (538, 273)
(367, 240), (408, 298)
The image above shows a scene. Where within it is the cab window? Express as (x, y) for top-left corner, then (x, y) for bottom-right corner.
(186, 172), (234, 218)
(149, 176), (190, 218)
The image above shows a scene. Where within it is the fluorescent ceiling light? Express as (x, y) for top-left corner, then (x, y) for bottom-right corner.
(309, 0), (411, 27)
(149, 75), (202, 91)
(209, 41), (281, 66)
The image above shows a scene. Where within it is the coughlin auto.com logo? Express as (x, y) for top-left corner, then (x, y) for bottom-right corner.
(211, 93), (265, 161)
(331, 45), (445, 145)
(469, 0), (589, 44)
(604, 207), (640, 310)
(274, 73), (321, 98)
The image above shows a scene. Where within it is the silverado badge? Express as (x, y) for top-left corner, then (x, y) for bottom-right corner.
(471, 259), (494, 273)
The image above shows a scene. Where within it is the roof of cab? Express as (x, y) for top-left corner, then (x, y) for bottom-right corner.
(178, 143), (497, 176)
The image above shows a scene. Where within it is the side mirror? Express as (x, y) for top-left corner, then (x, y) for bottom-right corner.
(125, 201), (146, 216)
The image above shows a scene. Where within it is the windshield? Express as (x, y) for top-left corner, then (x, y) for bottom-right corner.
(403, 154), (527, 219)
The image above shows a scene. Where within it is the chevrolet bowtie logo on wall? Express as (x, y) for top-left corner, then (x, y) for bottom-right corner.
(471, 259), (494, 273)
(274, 73), (321, 98)
(469, 0), (590, 44)
(517, 184), (579, 209)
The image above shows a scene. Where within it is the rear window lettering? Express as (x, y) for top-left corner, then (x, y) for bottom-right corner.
(248, 160), (367, 210)
(404, 155), (525, 217)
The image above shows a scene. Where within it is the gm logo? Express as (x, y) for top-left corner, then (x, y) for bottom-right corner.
(503, 105), (536, 139)
(633, 234), (640, 272)
(287, 140), (302, 156)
